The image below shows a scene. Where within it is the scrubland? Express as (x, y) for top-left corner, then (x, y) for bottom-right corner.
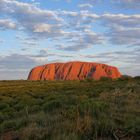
(0, 77), (140, 140)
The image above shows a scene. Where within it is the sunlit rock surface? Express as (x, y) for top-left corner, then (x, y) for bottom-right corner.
(28, 61), (122, 80)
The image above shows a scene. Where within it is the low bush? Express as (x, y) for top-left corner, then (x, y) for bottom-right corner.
(100, 77), (112, 81)
(0, 103), (9, 110)
(43, 100), (62, 113)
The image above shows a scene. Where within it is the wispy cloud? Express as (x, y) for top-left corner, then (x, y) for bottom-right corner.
(113, 0), (140, 9)
(0, 19), (17, 30)
(78, 3), (93, 9)
(86, 0), (140, 9)
(101, 14), (140, 46)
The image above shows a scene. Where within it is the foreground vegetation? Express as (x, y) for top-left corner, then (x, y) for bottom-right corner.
(0, 77), (140, 140)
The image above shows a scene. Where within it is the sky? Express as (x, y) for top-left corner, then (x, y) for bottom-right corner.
(0, 0), (140, 80)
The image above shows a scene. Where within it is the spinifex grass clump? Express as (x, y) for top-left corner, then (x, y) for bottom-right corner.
(0, 78), (140, 140)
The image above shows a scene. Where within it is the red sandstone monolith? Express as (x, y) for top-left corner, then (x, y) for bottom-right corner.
(28, 61), (121, 80)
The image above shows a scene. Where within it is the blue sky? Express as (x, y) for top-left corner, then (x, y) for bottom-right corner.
(0, 0), (140, 79)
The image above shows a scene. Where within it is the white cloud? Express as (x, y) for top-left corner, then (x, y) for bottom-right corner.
(101, 14), (140, 46)
(78, 3), (93, 9)
(0, 19), (17, 29)
(0, 0), (62, 31)
(86, 0), (140, 8)
(60, 30), (104, 51)
(33, 24), (52, 33)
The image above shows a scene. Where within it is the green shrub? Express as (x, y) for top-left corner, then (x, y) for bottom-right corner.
(2, 107), (16, 119)
(14, 103), (26, 111)
(85, 77), (95, 82)
(1, 120), (17, 130)
(43, 100), (62, 113)
(0, 112), (4, 123)
(30, 105), (41, 113)
(0, 103), (9, 110)
(17, 117), (29, 129)
(134, 76), (140, 80)
(118, 75), (133, 81)
(100, 77), (112, 81)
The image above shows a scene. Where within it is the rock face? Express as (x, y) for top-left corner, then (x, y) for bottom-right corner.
(28, 61), (122, 80)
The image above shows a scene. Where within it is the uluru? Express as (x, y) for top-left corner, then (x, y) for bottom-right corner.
(28, 61), (122, 80)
